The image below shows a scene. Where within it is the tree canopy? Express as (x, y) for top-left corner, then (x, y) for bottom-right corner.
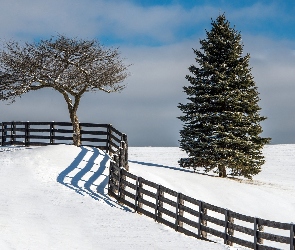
(178, 14), (270, 179)
(0, 35), (130, 146)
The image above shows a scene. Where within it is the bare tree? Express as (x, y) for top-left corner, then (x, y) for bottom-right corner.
(0, 35), (130, 146)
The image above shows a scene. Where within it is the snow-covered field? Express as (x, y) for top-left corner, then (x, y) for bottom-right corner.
(0, 144), (294, 249)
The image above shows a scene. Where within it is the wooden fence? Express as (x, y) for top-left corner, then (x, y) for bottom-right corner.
(0, 121), (128, 170)
(108, 164), (295, 250)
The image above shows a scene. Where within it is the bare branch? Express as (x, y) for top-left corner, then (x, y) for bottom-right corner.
(0, 35), (130, 146)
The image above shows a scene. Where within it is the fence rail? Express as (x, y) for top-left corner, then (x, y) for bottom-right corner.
(108, 164), (295, 250)
(0, 121), (128, 170)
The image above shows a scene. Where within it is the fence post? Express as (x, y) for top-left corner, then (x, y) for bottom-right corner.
(112, 154), (120, 198)
(25, 122), (30, 146)
(135, 176), (139, 211)
(107, 124), (112, 155)
(119, 145), (126, 201)
(155, 185), (164, 221)
(155, 185), (160, 221)
(119, 144), (125, 168)
(290, 223), (294, 250)
(10, 121), (15, 145)
(224, 209), (234, 246)
(122, 133), (129, 171)
(198, 201), (207, 238)
(175, 193), (184, 231)
(118, 167), (125, 203)
(254, 218), (258, 250)
(199, 201), (207, 238)
(1, 123), (7, 146)
(136, 177), (143, 214)
(107, 161), (113, 195)
(254, 218), (264, 249)
(50, 122), (55, 144)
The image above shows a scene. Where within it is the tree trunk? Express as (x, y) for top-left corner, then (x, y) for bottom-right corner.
(70, 110), (81, 147)
(218, 165), (227, 178)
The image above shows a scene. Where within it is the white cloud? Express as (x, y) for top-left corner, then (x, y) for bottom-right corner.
(0, 0), (218, 43)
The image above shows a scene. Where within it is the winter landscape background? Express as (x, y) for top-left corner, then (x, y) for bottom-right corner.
(1, 144), (294, 249)
(1, 1), (294, 249)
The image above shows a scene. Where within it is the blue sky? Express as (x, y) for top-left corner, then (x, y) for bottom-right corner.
(0, 0), (294, 146)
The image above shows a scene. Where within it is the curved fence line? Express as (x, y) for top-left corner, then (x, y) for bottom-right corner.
(108, 164), (295, 250)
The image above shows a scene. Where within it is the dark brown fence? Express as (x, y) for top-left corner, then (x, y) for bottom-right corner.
(108, 164), (295, 250)
(0, 121), (128, 170)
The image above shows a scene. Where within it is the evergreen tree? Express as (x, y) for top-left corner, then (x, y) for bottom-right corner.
(178, 14), (270, 179)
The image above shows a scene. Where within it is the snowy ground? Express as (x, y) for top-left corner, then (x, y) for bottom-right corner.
(0, 144), (294, 249)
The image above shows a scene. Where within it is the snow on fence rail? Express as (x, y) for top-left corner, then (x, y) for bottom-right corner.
(0, 121), (129, 170)
(108, 164), (295, 250)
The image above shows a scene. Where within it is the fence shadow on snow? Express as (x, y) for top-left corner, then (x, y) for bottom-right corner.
(57, 146), (131, 211)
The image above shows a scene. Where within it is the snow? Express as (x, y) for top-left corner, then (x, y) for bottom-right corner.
(0, 144), (294, 249)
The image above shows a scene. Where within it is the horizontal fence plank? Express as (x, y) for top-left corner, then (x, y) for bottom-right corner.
(203, 213), (225, 227)
(201, 224), (224, 239)
(178, 227), (199, 238)
(179, 215), (199, 228)
(181, 194), (201, 206)
(119, 198), (134, 208)
(138, 187), (156, 199)
(141, 178), (158, 189)
(137, 207), (154, 220)
(29, 128), (53, 133)
(81, 130), (108, 136)
(121, 179), (136, 190)
(120, 189), (135, 200)
(80, 123), (109, 128)
(228, 210), (254, 223)
(110, 126), (122, 137)
(227, 235), (254, 249)
(257, 218), (291, 230)
(110, 134), (121, 144)
(258, 231), (290, 244)
(3, 121), (27, 125)
(5, 128), (26, 132)
(157, 216), (176, 229)
(109, 140), (120, 149)
(52, 129), (72, 133)
(81, 145), (107, 150)
(9, 135), (25, 139)
(229, 223), (254, 236)
(123, 170), (137, 180)
(50, 122), (72, 126)
(28, 135), (51, 140)
(203, 202), (226, 214)
(179, 203), (200, 217)
(158, 206), (175, 219)
(81, 138), (108, 143)
(138, 197), (155, 209)
(161, 186), (178, 197)
(159, 196), (177, 207)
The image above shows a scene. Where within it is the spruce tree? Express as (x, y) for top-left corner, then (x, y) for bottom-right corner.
(178, 14), (270, 179)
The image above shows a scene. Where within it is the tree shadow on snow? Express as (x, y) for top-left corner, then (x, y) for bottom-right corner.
(57, 146), (131, 212)
(128, 160), (194, 173)
(129, 160), (219, 177)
